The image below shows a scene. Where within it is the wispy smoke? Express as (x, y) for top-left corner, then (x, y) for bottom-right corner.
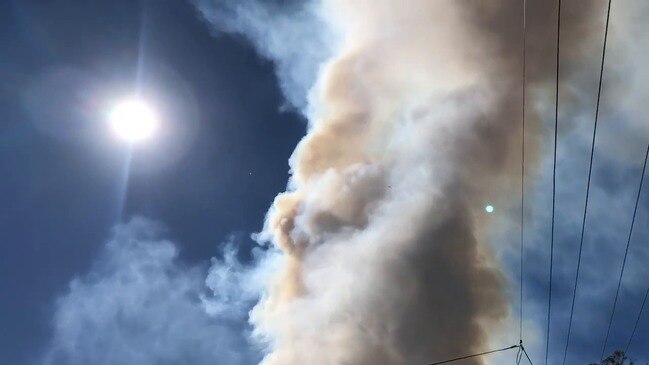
(193, 0), (333, 109)
(195, 1), (603, 364)
(44, 218), (260, 365)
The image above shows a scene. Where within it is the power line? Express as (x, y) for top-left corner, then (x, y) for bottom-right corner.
(600, 142), (648, 361)
(516, 344), (535, 365)
(522, 345), (535, 365)
(519, 0), (527, 345)
(427, 345), (519, 365)
(626, 281), (649, 354)
(561, 1), (612, 364)
(545, 1), (561, 365)
(445, 6), (531, 363)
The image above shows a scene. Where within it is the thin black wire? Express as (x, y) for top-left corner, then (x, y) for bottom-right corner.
(545, 1), (561, 365)
(522, 345), (535, 365)
(625, 283), (649, 354)
(427, 345), (519, 365)
(561, 1), (612, 364)
(600, 142), (648, 361)
(519, 0), (527, 345)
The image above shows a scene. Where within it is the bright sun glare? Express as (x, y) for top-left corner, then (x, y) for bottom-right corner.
(109, 99), (157, 142)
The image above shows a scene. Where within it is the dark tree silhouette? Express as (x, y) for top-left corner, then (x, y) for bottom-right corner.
(589, 350), (635, 365)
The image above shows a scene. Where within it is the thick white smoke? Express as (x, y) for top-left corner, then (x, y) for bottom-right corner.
(248, 2), (521, 364)
(38, 0), (649, 364)
(193, 0), (603, 364)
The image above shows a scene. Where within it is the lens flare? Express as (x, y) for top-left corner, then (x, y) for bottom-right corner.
(485, 205), (494, 213)
(109, 100), (157, 142)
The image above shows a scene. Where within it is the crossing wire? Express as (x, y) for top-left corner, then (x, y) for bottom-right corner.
(427, 345), (519, 365)
(519, 0), (527, 345)
(522, 345), (535, 365)
(545, 1), (561, 364)
(561, 1), (612, 364)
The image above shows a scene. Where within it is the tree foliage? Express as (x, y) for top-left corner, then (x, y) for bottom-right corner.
(589, 350), (635, 365)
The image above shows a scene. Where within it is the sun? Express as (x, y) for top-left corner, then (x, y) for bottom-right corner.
(109, 99), (157, 142)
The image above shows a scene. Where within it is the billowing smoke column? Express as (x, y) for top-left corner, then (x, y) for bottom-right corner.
(250, 4), (514, 365)
(197, 0), (600, 364)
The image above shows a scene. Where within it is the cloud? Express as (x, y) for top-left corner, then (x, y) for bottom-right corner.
(43, 217), (261, 365)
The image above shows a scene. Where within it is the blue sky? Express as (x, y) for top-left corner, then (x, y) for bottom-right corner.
(2, 1), (649, 365)
(1, 1), (303, 363)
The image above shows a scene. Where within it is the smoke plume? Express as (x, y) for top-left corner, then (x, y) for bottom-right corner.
(195, 0), (604, 364)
